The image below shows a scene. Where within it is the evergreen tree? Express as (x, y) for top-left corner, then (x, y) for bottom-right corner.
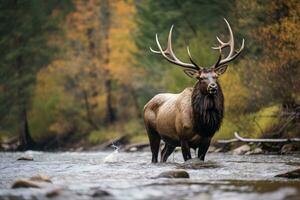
(0, 0), (72, 150)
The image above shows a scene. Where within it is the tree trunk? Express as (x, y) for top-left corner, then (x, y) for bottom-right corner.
(100, 0), (116, 124)
(82, 89), (99, 129)
(18, 107), (36, 150)
(104, 73), (116, 123)
(282, 99), (297, 113)
(14, 44), (36, 151)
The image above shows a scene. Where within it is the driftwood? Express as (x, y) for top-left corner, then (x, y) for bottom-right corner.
(217, 138), (239, 144)
(90, 135), (129, 151)
(217, 132), (300, 144)
(122, 142), (149, 152)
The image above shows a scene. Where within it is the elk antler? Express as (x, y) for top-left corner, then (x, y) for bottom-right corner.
(150, 25), (201, 71)
(212, 18), (245, 68)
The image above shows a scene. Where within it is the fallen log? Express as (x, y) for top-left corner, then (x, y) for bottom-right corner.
(122, 142), (149, 152)
(216, 138), (239, 144)
(234, 132), (300, 143)
(217, 132), (300, 144)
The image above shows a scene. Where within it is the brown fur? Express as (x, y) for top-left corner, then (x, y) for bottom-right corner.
(192, 81), (224, 137)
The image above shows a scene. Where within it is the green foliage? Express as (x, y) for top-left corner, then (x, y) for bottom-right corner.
(0, 0), (298, 149)
(214, 117), (239, 140)
(88, 119), (147, 145)
(0, 0), (73, 141)
(250, 105), (280, 138)
(88, 128), (121, 145)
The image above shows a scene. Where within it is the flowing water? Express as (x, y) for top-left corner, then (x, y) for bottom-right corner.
(0, 151), (300, 200)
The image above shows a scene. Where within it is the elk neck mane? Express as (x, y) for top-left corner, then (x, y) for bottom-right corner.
(191, 81), (224, 137)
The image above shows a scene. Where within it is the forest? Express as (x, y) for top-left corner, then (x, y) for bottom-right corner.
(0, 0), (299, 151)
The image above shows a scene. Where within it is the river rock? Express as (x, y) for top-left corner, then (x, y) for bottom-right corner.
(12, 175), (52, 188)
(17, 155), (34, 161)
(281, 144), (296, 154)
(232, 144), (251, 155)
(177, 158), (220, 169)
(46, 188), (63, 198)
(207, 145), (217, 153)
(92, 189), (111, 197)
(275, 168), (300, 179)
(214, 148), (223, 153)
(30, 175), (52, 183)
(156, 170), (190, 178)
(245, 147), (263, 155)
(12, 179), (43, 188)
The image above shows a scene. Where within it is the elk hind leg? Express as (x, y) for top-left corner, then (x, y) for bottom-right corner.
(180, 140), (192, 161)
(160, 143), (175, 163)
(145, 125), (161, 163)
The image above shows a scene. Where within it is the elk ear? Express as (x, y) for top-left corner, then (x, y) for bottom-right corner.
(215, 65), (228, 75)
(183, 69), (199, 78)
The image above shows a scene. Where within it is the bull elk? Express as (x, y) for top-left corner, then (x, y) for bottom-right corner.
(144, 19), (244, 162)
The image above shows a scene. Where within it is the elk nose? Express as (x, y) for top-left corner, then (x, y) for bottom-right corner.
(207, 83), (218, 94)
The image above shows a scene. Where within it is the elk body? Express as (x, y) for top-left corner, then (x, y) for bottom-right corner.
(144, 19), (245, 162)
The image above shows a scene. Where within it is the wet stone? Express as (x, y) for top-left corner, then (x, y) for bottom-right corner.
(281, 144), (296, 154)
(245, 147), (263, 155)
(12, 179), (42, 188)
(275, 168), (300, 179)
(12, 175), (52, 188)
(232, 144), (251, 155)
(17, 155), (33, 161)
(46, 188), (63, 198)
(177, 158), (221, 169)
(155, 170), (190, 179)
(30, 175), (52, 183)
(92, 189), (111, 197)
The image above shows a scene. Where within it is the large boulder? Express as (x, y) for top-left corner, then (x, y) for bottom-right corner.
(155, 170), (190, 179)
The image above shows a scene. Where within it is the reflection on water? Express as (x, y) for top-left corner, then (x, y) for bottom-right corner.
(0, 151), (299, 200)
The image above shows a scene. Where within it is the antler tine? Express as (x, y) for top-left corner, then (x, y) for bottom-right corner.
(150, 25), (200, 70)
(212, 18), (245, 67)
(187, 46), (202, 70)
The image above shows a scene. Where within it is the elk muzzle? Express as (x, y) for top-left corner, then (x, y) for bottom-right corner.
(207, 82), (218, 94)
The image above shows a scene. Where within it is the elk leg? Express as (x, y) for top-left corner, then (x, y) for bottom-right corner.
(197, 138), (211, 161)
(180, 140), (191, 161)
(160, 144), (175, 162)
(145, 126), (161, 163)
(160, 144), (167, 161)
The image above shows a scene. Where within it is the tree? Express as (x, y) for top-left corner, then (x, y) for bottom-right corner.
(0, 0), (72, 150)
(236, 0), (300, 110)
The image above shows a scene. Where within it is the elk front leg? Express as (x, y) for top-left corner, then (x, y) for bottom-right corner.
(197, 138), (211, 161)
(180, 140), (191, 161)
(145, 125), (161, 163)
(160, 143), (175, 162)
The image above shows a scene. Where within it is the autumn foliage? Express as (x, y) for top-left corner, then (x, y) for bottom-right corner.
(0, 0), (299, 150)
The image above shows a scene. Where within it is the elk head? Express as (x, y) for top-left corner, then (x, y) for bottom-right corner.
(150, 18), (245, 95)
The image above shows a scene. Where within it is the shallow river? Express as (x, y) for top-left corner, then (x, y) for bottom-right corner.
(0, 151), (300, 200)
